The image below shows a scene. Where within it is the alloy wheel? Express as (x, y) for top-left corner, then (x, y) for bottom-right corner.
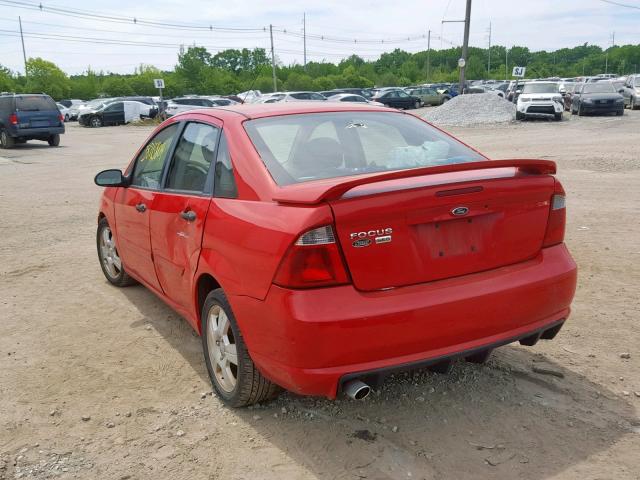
(206, 305), (238, 393)
(99, 226), (122, 279)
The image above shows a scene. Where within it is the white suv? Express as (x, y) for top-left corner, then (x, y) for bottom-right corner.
(516, 81), (563, 121)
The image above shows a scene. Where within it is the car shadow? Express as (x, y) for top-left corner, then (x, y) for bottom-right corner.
(117, 286), (637, 479)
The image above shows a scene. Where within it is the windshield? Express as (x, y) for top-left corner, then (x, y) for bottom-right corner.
(522, 83), (559, 94)
(244, 112), (486, 186)
(15, 95), (57, 111)
(582, 82), (616, 94)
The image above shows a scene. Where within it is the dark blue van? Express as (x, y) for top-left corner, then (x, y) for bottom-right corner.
(0, 93), (65, 149)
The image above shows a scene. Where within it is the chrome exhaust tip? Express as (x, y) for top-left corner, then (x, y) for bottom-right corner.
(343, 379), (371, 400)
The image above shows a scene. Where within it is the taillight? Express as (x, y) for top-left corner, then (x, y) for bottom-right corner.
(273, 225), (350, 289)
(543, 180), (566, 247)
(59, 114), (64, 122)
(9, 113), (18, 125)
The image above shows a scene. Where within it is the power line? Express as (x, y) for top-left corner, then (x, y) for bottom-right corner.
(597, 0), (640, 9)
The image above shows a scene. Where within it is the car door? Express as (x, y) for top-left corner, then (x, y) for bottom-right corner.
(149, 120), (222, 308)
(103, 102), (124, 125)
(396, 90), (412, 108)
(113, 123), (180, 291)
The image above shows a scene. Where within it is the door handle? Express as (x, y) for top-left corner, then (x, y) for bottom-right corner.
(180, 210), (196, 222)
(135, 203), (146, 212)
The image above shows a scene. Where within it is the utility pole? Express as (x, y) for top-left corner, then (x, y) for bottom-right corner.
(426, 29), (431, 82)
(269, 24), (277, 92)
(505, 47), (508, 80)
(459, 0), (472, 94)
(487, 21), (491, 75)
(303, 13), (307, 70)
(19, 16), (28, 77)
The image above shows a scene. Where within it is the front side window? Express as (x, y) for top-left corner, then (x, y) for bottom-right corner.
(104, 102), (123, 112)
(166, 122), (219, 193)
(130, 123), (179, 189)
(245, 112), (486, 186)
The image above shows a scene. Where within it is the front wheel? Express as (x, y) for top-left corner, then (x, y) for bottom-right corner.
(97, 217), (137, 287)
(413, 100), (421, 109)
(0, 129), (15, 149)
(48, 134), (60, 146)
(90, 116), (103, 128)
(616, 109), (623, 116)
(554, 112), (563, 121)
(516, 111), (525, 120)
(202, 289), (281, 407)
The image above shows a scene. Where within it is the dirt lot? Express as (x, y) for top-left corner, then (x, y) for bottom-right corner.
(1, 111), (639, 480)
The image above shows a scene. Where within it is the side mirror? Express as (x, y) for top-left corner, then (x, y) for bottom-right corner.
(95, 169), (127, 187)
(618, 89), (625, 94)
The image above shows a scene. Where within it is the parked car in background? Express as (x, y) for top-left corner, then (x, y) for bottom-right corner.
(78, 100), (145, 127)
(371, 89), (421, 109)
(94, 102), (576, 407)
(405, 86), (450, 106)
(164, 96), (238, 118)
(516, 81), (563, 121)
(253, 92), (327, 104)
(620, 74), (640, 109)
(571, 81), (624, 116)
(562, 83), (579, 111)
(57, 103), (71, 122)
(326, 93), (383, 106)
(236, 90), (262, 103)
(77, 98), (116, 119)
(320, 88), (373, 99)
(0, 93), (65, 148)
(58, 99), (84, 120)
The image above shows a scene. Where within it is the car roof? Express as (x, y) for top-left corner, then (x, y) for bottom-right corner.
(172, 101), (390, 121)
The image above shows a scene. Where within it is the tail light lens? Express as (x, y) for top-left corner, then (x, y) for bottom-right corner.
(543, 180), (566, 247)
(8, 113), (18, 125)
(59, 114), (64, 122)
(273, 225), (350, 289)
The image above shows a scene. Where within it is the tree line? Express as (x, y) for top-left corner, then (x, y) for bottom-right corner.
(1, 43), (639, 101)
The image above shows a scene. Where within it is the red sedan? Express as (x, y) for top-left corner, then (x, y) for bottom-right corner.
(95, 102), (577, 406)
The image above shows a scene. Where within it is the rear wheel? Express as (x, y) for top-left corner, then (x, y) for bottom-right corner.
(48, 134), (60, 146)
(202, 288), (281, 407)
(90, 116), (103, 128)
(0, 129), (15, 149)
(97, 217), (137, 287)
(64, 114), (69, 122)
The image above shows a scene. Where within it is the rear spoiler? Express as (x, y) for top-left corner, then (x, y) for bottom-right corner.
(273, 159), (556, 205)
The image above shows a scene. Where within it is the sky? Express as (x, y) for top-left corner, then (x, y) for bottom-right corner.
(0, 0), (638, 75)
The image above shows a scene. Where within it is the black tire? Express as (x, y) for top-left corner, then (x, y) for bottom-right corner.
(577, 104), (584, 116)
(616, 109), (623, 116)
(0, 129), (15, 149)
(516, 111), (524, 120)
(96, 217), (137, 287)
(554, 112), (563, 121)
(202, 288), (281, 407)
(413, 100), (420, 109)
(64, 114), (69, 122)
(48, 134), (60, 146)
(90, 116), (103, 128)
(442, 96), (450, 103)
(631, 97), (636, 110)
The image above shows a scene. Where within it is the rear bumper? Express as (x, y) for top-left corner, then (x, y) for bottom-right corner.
(10, 126), (64, 137)
(231, 244), (577, 398)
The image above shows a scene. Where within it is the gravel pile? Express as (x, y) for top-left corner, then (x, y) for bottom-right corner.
(422, 93), (516, 127)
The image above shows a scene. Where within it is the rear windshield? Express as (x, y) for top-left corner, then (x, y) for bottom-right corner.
(15, 95), (57, 111)
(244, 112), (486, 185)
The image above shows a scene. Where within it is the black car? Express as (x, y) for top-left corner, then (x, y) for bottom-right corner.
(78, 101), (148, 127)
(571, 82), (624, 116)
(0, 93), (65, 149)
(371, 89), (421, 109)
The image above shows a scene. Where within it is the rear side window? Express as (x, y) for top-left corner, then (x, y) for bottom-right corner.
(166, 122), (219, 193)
(131, 124), (179, 189)
(15, 95), (57, 111)
(214, 134), (238, 198)
(245, 112), (485, 186)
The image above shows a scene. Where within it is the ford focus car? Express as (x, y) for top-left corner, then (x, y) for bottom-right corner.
(94, 102), (577, 407)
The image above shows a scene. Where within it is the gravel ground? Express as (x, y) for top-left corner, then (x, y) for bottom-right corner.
(1, 113), (639, 479)
(422, 93), (516, 127)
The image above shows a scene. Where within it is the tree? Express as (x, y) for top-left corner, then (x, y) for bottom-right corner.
(101, 76), (134, 96)
(24, 58), (70, 99)
(0, 65), (15, 92)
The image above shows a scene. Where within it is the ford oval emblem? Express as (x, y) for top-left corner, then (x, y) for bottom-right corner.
(352, 238), (372, 248)
(451, 206), (469, 216)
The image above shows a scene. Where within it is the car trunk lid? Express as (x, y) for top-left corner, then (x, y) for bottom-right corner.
(274, 160), (557, 292)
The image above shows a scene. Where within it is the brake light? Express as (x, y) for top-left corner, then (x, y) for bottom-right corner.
(59, 114), (64, 122)
(543, 180), (566, 247)
(9, 113), (18, 125)
(273, 225), (350, 288)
